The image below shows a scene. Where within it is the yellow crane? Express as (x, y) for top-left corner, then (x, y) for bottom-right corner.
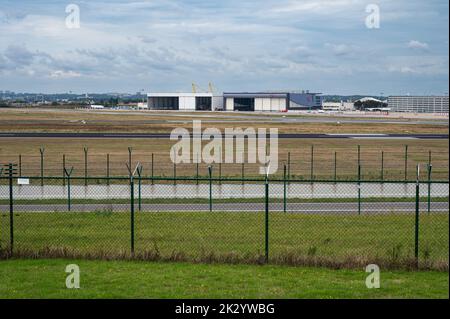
(192, 82), (207, 94)
(208, 82), (217, 94)
(192, 82), (218, 94)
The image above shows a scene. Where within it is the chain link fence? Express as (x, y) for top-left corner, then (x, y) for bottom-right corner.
(0, 166), (448, 270)
(1, 147), (448, 181)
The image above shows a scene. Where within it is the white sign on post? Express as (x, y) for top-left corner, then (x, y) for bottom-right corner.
(17, 178), (29, 185)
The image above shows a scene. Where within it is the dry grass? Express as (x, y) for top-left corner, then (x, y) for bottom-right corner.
(1, 247), (447, 271)
(0, 108), (448, 134)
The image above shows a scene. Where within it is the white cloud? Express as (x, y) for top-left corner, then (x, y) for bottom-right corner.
(270, 0), (362, 14)
(407, 40), (429, 50)
(0, 0), (448, 94)
(386, 55), (448, 75)
(50, 70), (82, 78)
(324, 43), (358, 56)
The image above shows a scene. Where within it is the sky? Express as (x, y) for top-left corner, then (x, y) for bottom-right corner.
(0, 0), (448, 95)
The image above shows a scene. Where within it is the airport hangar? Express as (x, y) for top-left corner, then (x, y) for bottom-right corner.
(147, 91), (322, 112)
(223, 91), (322, 111)
(147, 93), (223, 111)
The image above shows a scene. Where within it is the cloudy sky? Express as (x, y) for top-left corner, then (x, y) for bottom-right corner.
(0, 0), (448, 95)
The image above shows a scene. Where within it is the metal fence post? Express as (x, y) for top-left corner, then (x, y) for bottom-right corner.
(151, 153), (154, 185)
(358, 164), (361, 215)
(64, 167), (73, 212)
(427, 164), (432, 213)
(310, 145), (314, 182)
(5, 163), (17, 256)
(62, 154), (66, 186)
(287, 152), (291, 182)
(106, 153), (110, 186)
(137, 165), (143, 212)
(404, 145), (408, 181)
(196, 153), (199, 186)
(428, 150), (432, 168)
(83, 147), (88, 186)
(357, 145), (361, 167)
(208, 166), (212, 212)
(130, 174), (135, 255)
(173, 149), (177, 186)
(219, 146), (222, 185)
(67, 172), (71, 211)
(128, 147), (133, 171)
(39, 147), (45, 186)
(18, 154), (22, 178)
(334, 151), (337, 182)
(414, 164), (420, 268)
(241, 163), (244, 185)
(265, 173), (269, 263)
(283, 164), (287, 212)
(9, 165), (14, 255)
(381, 151), (384, 181)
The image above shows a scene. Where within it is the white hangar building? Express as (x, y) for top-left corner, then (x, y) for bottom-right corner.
(223, 91), (323, 112)
(147, 92), (223, 111)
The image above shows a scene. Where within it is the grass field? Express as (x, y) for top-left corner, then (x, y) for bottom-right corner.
(0, 108), (447, 134)
(0, 258), (448, 298)
(1, 211), (448, 269)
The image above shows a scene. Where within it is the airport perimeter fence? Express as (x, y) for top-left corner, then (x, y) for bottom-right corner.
(1, 146), (449, 182)
(0, 163), (448, 270)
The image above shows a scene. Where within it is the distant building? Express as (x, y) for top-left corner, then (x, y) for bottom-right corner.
(223, 91), (322, 112)
(90, 104), (105, 109)
(388, 96), (449, 113)
(322, 101), (354, 111)
(356, 97), (383, 103)
(147, 93), (223, 111)
(137, 102), (148, 109)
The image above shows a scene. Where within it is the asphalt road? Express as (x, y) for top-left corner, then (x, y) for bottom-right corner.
(0, 132), (447, 139)
(2, 202), (448, 213)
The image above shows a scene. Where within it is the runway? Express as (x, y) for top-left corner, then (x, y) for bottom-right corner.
(0, 132), (447, 139)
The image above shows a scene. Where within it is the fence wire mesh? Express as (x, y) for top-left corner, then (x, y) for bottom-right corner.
(2, 148), (449, 181)
(0, 173), (448, 269)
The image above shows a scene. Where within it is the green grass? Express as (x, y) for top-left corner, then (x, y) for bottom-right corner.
(0, 258), (448, 298)
(1, 211), (448, 269)
(0, 196), (447, 205)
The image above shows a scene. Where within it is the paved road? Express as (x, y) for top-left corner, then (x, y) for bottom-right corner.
(1, 202), (447, 213)
(5, 182), (448, 199)
(0, 132), (447, 139)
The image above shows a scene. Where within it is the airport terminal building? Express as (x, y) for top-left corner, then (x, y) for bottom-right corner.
(388, 96), (449, 113)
